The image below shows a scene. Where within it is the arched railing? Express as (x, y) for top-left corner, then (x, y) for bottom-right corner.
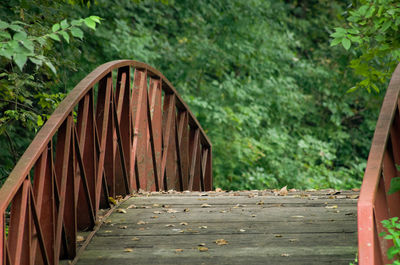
(358, 63), (400, 264)
(0, 60), (212, 265)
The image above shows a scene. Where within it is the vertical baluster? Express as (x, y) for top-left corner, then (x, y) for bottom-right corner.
(204, 146), (213, 191)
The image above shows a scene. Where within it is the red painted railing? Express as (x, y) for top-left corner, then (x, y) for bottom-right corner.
(0, 60), (212, 265)
(358, 63), (400, 264)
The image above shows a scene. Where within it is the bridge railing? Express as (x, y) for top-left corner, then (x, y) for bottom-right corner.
(0, 60), (212, 265)
(359, 64), (400, 264)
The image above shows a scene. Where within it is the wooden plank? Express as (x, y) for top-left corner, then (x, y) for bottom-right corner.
(75, 192), (358, 265)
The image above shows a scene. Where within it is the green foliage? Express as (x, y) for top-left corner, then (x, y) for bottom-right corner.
(380, 217), (400, 263)
(331, 0), (400, 92)
(0, 0), (101, 185)
(0, 0), (382, 191)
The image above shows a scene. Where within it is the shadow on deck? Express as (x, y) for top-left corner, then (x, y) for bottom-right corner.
(74, 190), (358, 265)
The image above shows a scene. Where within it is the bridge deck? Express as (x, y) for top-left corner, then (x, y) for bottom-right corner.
(73, 190), (358, 265)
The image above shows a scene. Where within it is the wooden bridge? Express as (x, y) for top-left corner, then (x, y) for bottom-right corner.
(0, 60), (400, 265)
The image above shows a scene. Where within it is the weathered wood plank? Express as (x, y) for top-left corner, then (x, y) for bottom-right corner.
(75, 191), (358, 265)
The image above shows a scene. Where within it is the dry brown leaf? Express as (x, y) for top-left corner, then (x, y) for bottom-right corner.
(141, 206), (151, 209)
(201, 203), (211, 208)
(138, 227), (145, 231)
(198, 247), (209, 252)
(180, 222), (188, 226)
(127, 204), (137, 209)
(347, 195), (359, 199)
(104, 230), (112, 233)
(325, 205), (338, 209)
(183, 208), (190, 212)
(175, 249), (183, 253)
(256, 201), (264, 205)
(281, 253), (290, 257)
(239, 229), (246, 232)
(198, 243), (206, 246)
(124, 248), (133, 252)
(351, 188), (360, 192)
(153, 203), (160, 207)
(199, 226), (208, 229)
(291, 215), (304, 218)
(289, 238), (298, 242)
(137, 220), (147, 225)
(220, 210), (227, 213)
(274, 234), (282, 238)
(166, 209), (179, 213)
(151, 216), (159, 219)
(153, 211), (162, 214)
(76, 235), (85, 242)
(165, 224), (175, 227)
(215, 239), (228, 246)
(162, 204), (170, 208)
(251, 214), (257, 217)
(116, 209), (127, 214)
(119, 225), (128, 229)
(278, 186), (288, 196)
(289, 188), (297, 192)
(215, 188), (223, 192)
(248, 193), (255, 198)
(132, 237), (140, 241)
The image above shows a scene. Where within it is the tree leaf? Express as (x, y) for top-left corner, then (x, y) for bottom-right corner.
(13, 53), (27, 71)
(330, 38), (342, 46)
(0, 31), (11, 40)
(70, 27), (83, 39)
(21, 39), (34, 52)
(49, 33), (60, 41)
(60, 31), (70, 43)
(52, 23), (60, 32)
(89, 16), (101, 23)
(60, 19), (69, 29)
(13, 31), (27, 41)
(84, 17), (96, 30)
(29, 57), (42, 66)
(0, 20), (9, 30)
(342, 38), (351, 50)
(44, 60), (57, 74)
(9, 24), (23, 32)
(389, 177), (400, 194)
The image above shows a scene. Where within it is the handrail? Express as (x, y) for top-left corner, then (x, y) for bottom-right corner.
(358, 63), (400, 264)
(0, 60), (212, 265)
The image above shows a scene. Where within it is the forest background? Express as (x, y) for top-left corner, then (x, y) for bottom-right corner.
(0, 0), (389, 190)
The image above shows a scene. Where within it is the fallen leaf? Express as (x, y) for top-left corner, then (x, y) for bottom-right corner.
(325, 205), (338, 209)
(239, 229), (246, 232)
(153, 203), (160, 207)
(289, 239), (298, 242)
(151, 216), (159, 219)
(141, 206), (151, 209)
(198, 247), (209, 252)
(162, 204), (170, 208)
(104, 230), (112, 233)
(108, 197), (117, 205)
(220, 210), (227, 213)
(278, 186), (288, 196)
(347, 195), (359, 199)
(289, 188), (297, 192)
(199, 226), (208, 229)
(198, 243), (206, 246)
(165, 224), (175, 227)
(248, 193), (255, 198)
(175, 249), (183, 253)
(274, 234), (282, 238)
(138, 227), (145, 231)
(76, 235), (85, 242)
(281, 253), (290, 257)
(132, 237), (140, 241)
(119, 225), (128, 229)
(124, 248), (133, 252)
(184, 208), (190, 212)
(180, 222), (188, 226)
(137, 220), (147, 225)
(201, 203), (211, 208)
(127, 204), (137, 209)
(291, 215), (304, 218)
(166, 209), (179, 213)
(115, 195), (123, 201)
(256, 201), (264, 205)
(215, 239), (228, 246)
(351, 188), (360, 192)
(233, 204), (244, 208)
(233, 192), (240, 196)
(153, 211), (162, 214)
(116, 209), (127, 214)
(251, 214), (257, 217)
(215, 188), (223, 192)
